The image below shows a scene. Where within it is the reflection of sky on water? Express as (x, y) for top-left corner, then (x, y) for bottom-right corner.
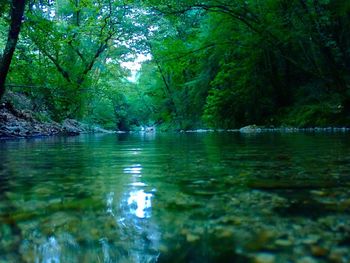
(106, 191), (115, 216)
(127, 189), (153, 219)
(104, 164), (160, 262)
(121, 164), (153, 219)
(99, 237), (112, 263)
(19, 163), (159, 262)
(129, 182), (147, 187)
(123, 165), (142, 174)
(21, 232), (79, 263)
(39, 236), (61, 263)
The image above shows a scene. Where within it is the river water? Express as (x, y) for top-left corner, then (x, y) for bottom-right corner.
(0, 132), (350, 262)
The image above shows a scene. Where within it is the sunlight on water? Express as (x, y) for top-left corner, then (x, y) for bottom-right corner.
(123, 164), (143, 174)
(39, 236), (60, 263)
(127, 189), (153, 219)
(99, 237), (111, 263)
(106, 192), (115, 216)
(129, 182), (148, 187)
(123, 165), (153, 219)
(111, 163), (159, 262)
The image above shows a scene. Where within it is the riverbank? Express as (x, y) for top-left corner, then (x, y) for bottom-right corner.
(181, 125), (350, 134)
(0, 102), (113, 139)
(2, 99), (349, 140)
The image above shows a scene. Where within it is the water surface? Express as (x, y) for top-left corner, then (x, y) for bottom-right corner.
(1, 132), (350, 262)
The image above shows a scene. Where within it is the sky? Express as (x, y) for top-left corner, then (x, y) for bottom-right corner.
(120, 53), (152, 82)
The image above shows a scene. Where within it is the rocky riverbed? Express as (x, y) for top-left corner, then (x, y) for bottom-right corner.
(1, 131), (350, 262)
(155, 187), (350, 263)
(2, 187), (350, 262)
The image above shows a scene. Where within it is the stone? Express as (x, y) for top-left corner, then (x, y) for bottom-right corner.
(186, 233), (200, 242)
(240, 125), (260, 133)
(0, 101), (117, 139)
(253, 253), (276, 263)
(310, 190), (326, 196)
(297, 256), (318, 263)
(0, 103), (63, 138)
(328, 248), (348, 263)
(61, 119), (83, 135)
(275, 239), (293, 247)
(301, 235), (319, 245)
(311, 245), (328, 257)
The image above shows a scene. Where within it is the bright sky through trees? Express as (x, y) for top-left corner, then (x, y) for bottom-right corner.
(120, 54), (152, 82)
(2, 0), (350, 130)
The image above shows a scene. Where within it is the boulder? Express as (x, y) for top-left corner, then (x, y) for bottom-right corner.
(239, 125), (262, 133)
(61, 119), (84, 136)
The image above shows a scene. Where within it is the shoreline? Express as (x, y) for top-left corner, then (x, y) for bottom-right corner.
(1, 101), (350, 140)
(0, 103), (115, 140)
(182, 126), (350, 134)
(2, 125), (350, 140)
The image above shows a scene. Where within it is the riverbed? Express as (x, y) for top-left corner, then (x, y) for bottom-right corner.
(0, 132), (350, 262)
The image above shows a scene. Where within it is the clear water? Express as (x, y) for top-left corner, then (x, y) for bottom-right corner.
(1, 132), (350, 262)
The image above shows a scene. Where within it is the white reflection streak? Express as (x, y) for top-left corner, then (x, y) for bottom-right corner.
(128, 182), (147, 187)
(123, 164), (153, 219)
(127, 189), (153, 219)
(112, 164), (160, 262)
(39, 236), (61, 263)
(99, 238), (111, 263)
(123, 165), (142, 174)
(106, 192), (115, 216)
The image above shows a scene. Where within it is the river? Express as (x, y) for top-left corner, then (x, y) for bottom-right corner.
(0, 132), (350, 262)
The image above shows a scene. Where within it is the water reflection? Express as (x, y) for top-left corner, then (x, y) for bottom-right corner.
(19, 231), (80, 263)
(123, 164), (142, 174)
(104, 164), (160, 262)
(99, 237), (112, 263)
(39, 236), (61, 263)
(129, 182), (147, 187)
(2, 133), (350, 262)
(106, 192), (115, 216)
(127, 189), (153, 219)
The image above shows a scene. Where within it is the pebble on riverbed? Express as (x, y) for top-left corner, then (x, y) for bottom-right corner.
(253, 252), (276, 263)
(157, 186), (350, 263)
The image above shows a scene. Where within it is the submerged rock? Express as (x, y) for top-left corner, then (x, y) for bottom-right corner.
(310, 245), (328, 257)
(275, 238), (293, 247)
(253, 253), (276, 263)
(297, 256), (318, 263)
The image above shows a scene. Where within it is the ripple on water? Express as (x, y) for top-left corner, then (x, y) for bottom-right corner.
(1, 133), (350, 262)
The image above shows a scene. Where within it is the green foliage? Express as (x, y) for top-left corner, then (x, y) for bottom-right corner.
(3, 0), (350, 129)
(33, 111), (52, 123)
(137, 0), (350, 128)
(281, 104), (339, 127)
(0, 17), (7, 51)
(89, 98), (116, 129)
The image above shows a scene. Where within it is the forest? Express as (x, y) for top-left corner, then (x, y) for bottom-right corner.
(1, 0), (350, 131)
(2, 2), (350, 262)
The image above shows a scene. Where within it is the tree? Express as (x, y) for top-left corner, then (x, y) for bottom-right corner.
(3, 0), (350, 128)
(0, 0), (26, 100)
(139, 0), (350, 128)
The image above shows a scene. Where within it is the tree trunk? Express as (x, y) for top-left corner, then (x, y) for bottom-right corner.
(0, 0), (26, 100)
